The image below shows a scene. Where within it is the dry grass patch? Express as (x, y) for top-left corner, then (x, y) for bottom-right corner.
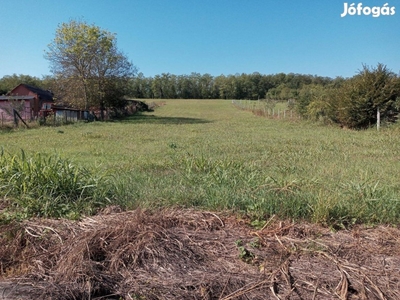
(0, 209), (400, 299)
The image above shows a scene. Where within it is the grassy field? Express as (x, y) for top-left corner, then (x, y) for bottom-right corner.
(1, 99), (400, 227)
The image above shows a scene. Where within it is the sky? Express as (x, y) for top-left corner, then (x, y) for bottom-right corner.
(0, 0), (399, 79)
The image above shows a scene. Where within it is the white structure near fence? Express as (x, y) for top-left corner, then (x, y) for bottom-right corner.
(231, 99), (299, 119)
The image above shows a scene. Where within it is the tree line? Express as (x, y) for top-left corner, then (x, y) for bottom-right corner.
(0, 71), (341, 103)
(129, 72), (337, 100)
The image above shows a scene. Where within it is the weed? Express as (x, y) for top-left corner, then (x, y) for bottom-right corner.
(168, 142), (178, 149)
(235, 240), (255, 263)
(250, 219), (267, 230)
(249, 238), (261, 249)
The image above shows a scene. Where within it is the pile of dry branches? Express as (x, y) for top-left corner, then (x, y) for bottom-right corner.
(1, 208), (399, 299)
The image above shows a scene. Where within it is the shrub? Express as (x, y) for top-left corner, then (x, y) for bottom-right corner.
(296, 64), (400, 129)
(334, 64), (399, 129)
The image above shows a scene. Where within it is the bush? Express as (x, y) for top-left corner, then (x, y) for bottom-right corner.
(334, 64), (399, 129)
(296, 64), (400, 129)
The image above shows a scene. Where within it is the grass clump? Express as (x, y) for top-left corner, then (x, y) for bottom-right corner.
(0, 149), (113, 220)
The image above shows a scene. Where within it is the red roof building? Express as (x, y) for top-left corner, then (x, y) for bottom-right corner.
(0, 84), (54, 121)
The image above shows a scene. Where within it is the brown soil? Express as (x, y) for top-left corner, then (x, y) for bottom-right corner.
(0, 208), (399, 299)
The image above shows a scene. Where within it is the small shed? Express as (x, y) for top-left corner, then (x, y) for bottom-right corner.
(43, 105), (89, 122)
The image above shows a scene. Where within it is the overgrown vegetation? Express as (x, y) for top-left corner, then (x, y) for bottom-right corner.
(0, 149), (114, 221)
(1, 100), (399, 227)
(297, 64), (400, 128)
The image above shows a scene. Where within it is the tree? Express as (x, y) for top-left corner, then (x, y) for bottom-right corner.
(335, 64), (400, 128)
(45, 20), (136, 118)
(296, 64), (400, 128)
(0, 74), (43, 95)
(199, 73), (214, 99)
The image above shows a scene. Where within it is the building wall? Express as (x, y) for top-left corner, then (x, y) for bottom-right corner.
(10, 85), (52, 118)
(10, 85), (38, 117)
(0, 100), (31, 122)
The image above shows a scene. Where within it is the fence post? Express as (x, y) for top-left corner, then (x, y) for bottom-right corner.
(377, 107), (380, 131)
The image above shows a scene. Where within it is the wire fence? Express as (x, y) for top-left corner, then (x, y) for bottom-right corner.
(231, 99), (300, 120)
(0, 111), (31, 127)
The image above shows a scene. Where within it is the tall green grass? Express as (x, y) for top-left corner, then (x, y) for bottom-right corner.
(1, 100), (400, 227)
(0, 149), (114, 220)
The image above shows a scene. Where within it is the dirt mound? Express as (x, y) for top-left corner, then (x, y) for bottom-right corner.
(1, 208), (400, 299)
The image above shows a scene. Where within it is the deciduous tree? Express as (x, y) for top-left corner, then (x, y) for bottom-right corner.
(45, 20), (136, 118)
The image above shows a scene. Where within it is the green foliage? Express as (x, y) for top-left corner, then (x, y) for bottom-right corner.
(45, 19), (136, 114)
(0, 74), (43, 95)
(235, 240), (253, 262)
(295, 64), (400, 128)
(129, 72), (334, 100)
(0, 149), (113, 219)
(296, 84), (335, 122)
(334, 64), (400, 128)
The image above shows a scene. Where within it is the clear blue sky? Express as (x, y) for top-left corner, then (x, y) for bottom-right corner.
(0, 0), (399, 79)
